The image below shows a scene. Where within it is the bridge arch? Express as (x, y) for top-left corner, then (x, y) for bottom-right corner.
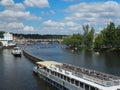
(0, 41), (3, 46)
(0, 41), (8, 47)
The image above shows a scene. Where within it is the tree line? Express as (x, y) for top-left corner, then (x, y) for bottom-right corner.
(62, 24), (94, 50)
(13, 34), (66, 39)
(94, 22), (120, 52)
(62, 22), (120, 52)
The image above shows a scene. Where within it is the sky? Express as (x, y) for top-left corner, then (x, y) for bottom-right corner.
(0, 0), (120, 35)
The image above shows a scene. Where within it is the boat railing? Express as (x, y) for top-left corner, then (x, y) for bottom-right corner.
(72, 70), (120, 87)
(55, 65), (120, 87)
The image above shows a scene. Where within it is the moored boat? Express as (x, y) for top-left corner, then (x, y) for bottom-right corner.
(11, 47), (22, 57)
(33, 61), (120, 90)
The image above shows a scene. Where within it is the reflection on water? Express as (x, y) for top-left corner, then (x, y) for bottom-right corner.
(27, 42), (120, 76)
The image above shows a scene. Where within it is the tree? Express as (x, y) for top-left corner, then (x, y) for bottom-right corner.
(94, 22), (120, 52)
(104, 22), (116, 47)
(82, 25), (95, 48)
(0, 31), (5, 38)
(94, 33), (104, 50)
(62, 34), (83, 48)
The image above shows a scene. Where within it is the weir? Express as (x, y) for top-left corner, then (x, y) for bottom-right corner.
(23, 48), (48, 63)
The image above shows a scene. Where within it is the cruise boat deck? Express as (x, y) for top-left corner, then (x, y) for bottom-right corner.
(55, 64), (120, 87)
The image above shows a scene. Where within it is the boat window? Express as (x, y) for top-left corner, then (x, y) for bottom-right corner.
(59, 73), (61, 77)
(49, 70), (52, 74)
(47, 69), (49, 72)
(80, 82), (84, 88)
(71, 78), (74, 84)
(55, 72), (57, 76)
(64, 75), (67, 81)
(61, 74), (63, 79)
(85, 84), (89, 90)
(75, 80), (79, 86)
(51, 71), (54, 75)
(58, 73), (60, 77)
(67, 77), (70, 82)
(90, 86), (96, 90)
(43, 67), (46, 70)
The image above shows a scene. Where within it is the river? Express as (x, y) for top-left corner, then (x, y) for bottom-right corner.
(0, 42), (120, 90)
(0, 45), (57, 90)
(26, 42), (120, 76)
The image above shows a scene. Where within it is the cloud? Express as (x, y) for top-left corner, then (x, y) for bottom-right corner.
(23, 26), (34, 31)
(65, 1), (120, 26)
(0, 10), (41, 22)
(8, 22), (24, 29)
(0, 22), (35, 33)
(24, 0), (49, 8)
(43, 20), (65, 27)
(43, 19), (80, 28)
(42, 20), (82, 34)
(0, 0), (14, 6)
(0, 0), (25, 11)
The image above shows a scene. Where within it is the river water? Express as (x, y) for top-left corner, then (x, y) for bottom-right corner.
(0, 42), (120, 90)
(0, 45), (57, 90)
(26, 42), (120, 76)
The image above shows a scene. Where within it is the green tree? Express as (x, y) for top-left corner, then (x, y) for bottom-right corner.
(62, 34), (83, 48)
(0, 31), (5, 38)
(104, 22), (116, 47)
(94, 33), (104, 50)
(82, 25), (95, 48)
(94, 22), (120, 52)
(116, 25), (120, 48)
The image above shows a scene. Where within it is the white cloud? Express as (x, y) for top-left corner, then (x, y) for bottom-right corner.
(23, 26), (34, 31)
(65, 1), (120, 26)
(24, 0), (49, 8)
(0, 22), (35, 33)
(42, 20), (82, 34)
(0, 0), (25, 11)
(0, 10), (41, 22)
(8, 22), (24, 29)
(43, 20), (80, 28)
(0, 0), (14, 6)
(43, 20), (65, 27)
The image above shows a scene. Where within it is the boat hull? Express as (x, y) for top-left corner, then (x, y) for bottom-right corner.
(33, 67), (81, 90)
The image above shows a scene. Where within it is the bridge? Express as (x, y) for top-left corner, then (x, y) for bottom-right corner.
(16, 38), (63, 43)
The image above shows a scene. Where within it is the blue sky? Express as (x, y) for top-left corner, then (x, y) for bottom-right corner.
(0, 0), (120, 35)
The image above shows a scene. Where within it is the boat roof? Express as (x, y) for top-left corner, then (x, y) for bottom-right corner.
(36, 61), (62, 67)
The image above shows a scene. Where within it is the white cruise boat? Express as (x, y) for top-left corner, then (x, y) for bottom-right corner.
(33, 61), (120, 90)
(11, 47), (22, 56)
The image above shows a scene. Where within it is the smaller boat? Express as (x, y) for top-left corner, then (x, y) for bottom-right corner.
(11, 47), (22, 57)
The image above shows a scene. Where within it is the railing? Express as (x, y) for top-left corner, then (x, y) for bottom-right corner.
(72, 70), (120, 87)
(55, 64), (120, 87)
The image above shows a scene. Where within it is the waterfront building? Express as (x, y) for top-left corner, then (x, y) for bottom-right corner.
(0, 32), (16, 47)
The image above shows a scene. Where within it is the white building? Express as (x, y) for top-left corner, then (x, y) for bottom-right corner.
(0, 32), (15, 47)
